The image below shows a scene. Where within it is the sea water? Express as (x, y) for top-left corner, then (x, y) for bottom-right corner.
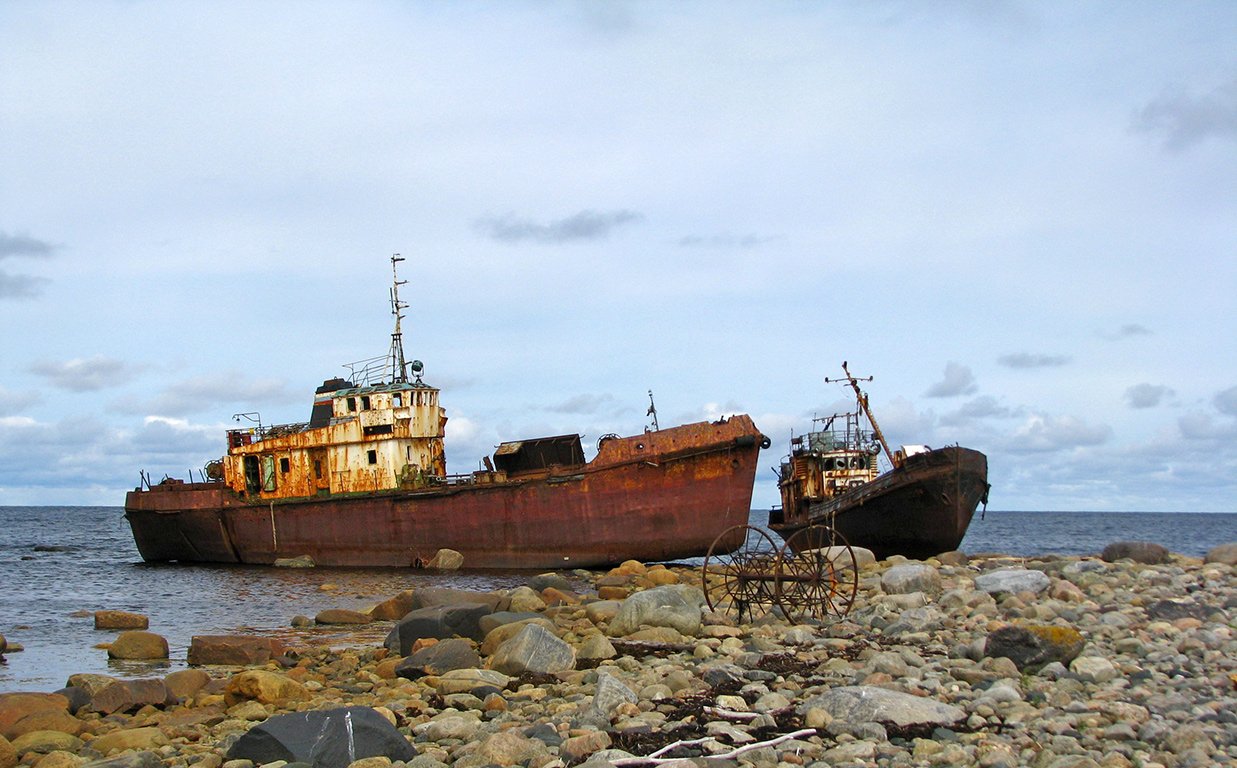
(1, 506), (1234, 693)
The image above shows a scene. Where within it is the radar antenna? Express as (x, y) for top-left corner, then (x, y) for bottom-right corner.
(387, 254), (410, 384)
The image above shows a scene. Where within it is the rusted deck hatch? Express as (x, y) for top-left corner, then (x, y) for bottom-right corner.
(493, 434), (586, 475)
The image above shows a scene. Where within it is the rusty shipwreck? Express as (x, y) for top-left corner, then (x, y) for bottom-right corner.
(125, 256), (769, 569)
(768, 364), (989, 560)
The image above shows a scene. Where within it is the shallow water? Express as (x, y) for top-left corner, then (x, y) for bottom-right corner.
(1, 505), (1233, 693)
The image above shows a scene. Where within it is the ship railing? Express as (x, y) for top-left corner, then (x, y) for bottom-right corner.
(227, 422), (310, 445)
(343, 355), (389, 387)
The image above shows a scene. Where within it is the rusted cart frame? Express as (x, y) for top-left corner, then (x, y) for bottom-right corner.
(702, 524), (859, 621)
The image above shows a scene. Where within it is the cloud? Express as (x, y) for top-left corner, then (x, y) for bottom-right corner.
(1101, 324), (1153, 341)
(1005, 413), (1112, 453)
(1124, 383), (1173, 409)
(1178, 411), (1237, 441)
(0, 272), (51, 299)
(0, 232), (56, 259)
(1214, 386), (1237, 417)
(939, 395), (1019, 426)
(0, 387), (42, 416)
(0, 231), (58, 300)
(998, 353), (1072, 369)
(1131, 77), (1237, 150)
(474, 210), (642, 244)
(924, 362), (978, 398)
(125, 370), (291, 417)
(676, 233), (781, 248)
(28, 356), (138, 392)
(546, 393), (616, 414)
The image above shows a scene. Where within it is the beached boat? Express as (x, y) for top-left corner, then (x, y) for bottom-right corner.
(768, 364), (989, 560)
(124, 256), (769, 569)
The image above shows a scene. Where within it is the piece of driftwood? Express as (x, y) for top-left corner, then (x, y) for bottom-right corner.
(609, 727), (818, 765)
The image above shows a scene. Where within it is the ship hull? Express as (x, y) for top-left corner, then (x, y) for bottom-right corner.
(770, 446), (988, 561)
(126, 417), (764, 569)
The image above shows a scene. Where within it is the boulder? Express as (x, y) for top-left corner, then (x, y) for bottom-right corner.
(1144, 599), (1209, 622)
(589, 672), (637, 718)
(3, 708), (83, 740)
(480, 618), (557, 656)
(89, 727), (168, 755)
(224, 670), (309, 707)
(92, 611), (148, 631)
(0, 735), (15, 768)
(394, 639), (480, 679)
(489, 624), (576, 676)
(973, 568), (1051, 595)
(426, 549), (463, 570)
(65, 675), (115, 697)
(1101, 541), (1170, 564)
(383, 603), (494, 654)
(411, 588), (503, 611)
(368, 591), (417, 621)
(935, 550), (970, 566)
(88, 680), (171, 716)
(1205, 542), (1237, 565)
(529, 573), (575, 593)
(607, 585), (704, 637)
(479, 611), (545, 637)
(0, 693), (69, 735)
(106, 631), (168, 660)
(74, 752), (163, 768)
(796, 686), (965, 728)
(315, 609), (372, 625)
(226, 706), (417, 768)
(273, 555), (316, 568)
(576, 634), (617, 661)
(435, 669), (511, 696)
(9, 731), (84, 755)
(51, 688), (90, 716)
(880, 564), (942, 596)
(164, 669), (211, 701)
(983, 624), (1086, 671)
(187, 635), (282, 666)
(36, 750), (86, 768)
(472, 731), (543, 767)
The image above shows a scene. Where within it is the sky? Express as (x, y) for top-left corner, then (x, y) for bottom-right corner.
(1, 1), (1234, 512)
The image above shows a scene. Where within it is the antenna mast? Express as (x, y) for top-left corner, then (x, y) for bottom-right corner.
(826, 361), (897, 467)
(387, 254), (409, 384)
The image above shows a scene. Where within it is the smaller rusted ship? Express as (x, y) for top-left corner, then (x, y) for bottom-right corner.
(768, 364), (989, 560)
(125, 256), (769, 569)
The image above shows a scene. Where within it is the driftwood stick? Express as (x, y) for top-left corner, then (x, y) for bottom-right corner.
(701, 706), (762, 721)
(609, 728), (818, 765)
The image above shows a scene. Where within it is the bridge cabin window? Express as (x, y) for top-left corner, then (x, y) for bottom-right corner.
(361, 396), (371, 410)
(347, 397), (357, 412)
(367, 449), (378, 465)
(393, 393), (402, 407)
(279, 458), (290, 473)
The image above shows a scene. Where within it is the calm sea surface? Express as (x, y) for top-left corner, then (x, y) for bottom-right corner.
(1, 506), (1234, 694)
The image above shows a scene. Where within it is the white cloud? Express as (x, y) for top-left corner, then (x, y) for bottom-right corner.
(924, 362), (978, 399)
(124, 371), (291, 417)
(474, 210), (642, 244)
(28, 355), (138, 392)
(0, 387), (41, 416)
(1132, 76), (1237, 150)
(998, 353), (1071, 369)
(1005, 414), (1112, 453)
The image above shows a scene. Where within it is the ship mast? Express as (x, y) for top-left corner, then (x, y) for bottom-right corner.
(387, 254), (409, 384)
(827, 361), (897, 468)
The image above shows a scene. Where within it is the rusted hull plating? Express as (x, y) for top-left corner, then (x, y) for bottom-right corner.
(125, 417), (764, 569)
(770, 446), (988, 561)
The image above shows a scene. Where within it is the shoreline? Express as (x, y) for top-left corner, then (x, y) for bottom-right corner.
(4, 544), (1237, 768)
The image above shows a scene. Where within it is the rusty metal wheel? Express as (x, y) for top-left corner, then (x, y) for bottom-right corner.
(702, 524), (783, 622)
(775, 526), (860, 620)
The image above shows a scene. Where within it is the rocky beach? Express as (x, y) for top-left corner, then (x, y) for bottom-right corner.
(4, 540), (1237, 768)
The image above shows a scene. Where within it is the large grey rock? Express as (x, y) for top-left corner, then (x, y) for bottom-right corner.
(489, 624), (576, 676)
(1101, 541), (1170, 564)
(479, 611), (544, 637)
(383, 603), (493, 654)
(226, 706), (417, 768)
(411, 588), (503, 611)
(590, 672), (638, 717)
(880, 564), (942, 596)
(607, 585), (704, 637)
(88, 679), (171, 715)
(1144, 600), (1208, 622)
(973, 568), (1051, 595)
(983, 624), (1085, 671)
(1205, 543), (1237, 565)
(796, 686), (965, 727)
(394, 639), (480, 679)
